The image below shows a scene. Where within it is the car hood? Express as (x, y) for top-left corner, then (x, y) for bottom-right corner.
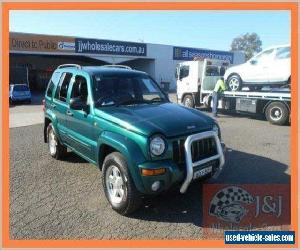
(94, 102), (215, 137)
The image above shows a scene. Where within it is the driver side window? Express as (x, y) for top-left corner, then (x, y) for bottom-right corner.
(71, 75), (89, 105)
(254, 49), (274, 63)
(180, 65), (189, 79)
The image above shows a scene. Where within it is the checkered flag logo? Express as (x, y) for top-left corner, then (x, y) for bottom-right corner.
(209, 186), (255, 223)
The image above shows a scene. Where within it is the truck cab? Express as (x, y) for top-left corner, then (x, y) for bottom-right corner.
(176, 58), (229, 108)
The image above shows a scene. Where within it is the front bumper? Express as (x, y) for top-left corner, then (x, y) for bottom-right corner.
(180, 131), (225, 193)
(138, 132), (226, 194)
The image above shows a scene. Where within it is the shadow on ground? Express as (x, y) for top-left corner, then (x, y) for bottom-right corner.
(129, 149), (290, 227)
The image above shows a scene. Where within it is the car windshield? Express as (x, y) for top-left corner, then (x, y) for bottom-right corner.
(13, 85), (29, 91)
(92, 74), (168, 107)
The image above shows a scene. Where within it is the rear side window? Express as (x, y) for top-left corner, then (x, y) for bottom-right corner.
(46, 82), (55, 97)
(13, 85), (29, 91)
(205, 66), (219, 76)
(46, 72), (61, 98)
(275, 47), (290, 60)
(54, 72), (73, 102)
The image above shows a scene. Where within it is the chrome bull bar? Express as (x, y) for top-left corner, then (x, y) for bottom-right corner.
(179, 131), (225, 193)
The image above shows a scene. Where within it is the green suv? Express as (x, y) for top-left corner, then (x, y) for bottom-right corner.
(44, 64), (226, 215)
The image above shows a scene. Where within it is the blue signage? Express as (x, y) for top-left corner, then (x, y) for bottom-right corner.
(173, 46), (233, 63)
(75, 38), (146, 56)
(225, 231), (295, 244)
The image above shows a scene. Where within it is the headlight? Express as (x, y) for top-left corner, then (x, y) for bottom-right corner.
(150, 136), (166, 156)
(213, 124), (221, 139)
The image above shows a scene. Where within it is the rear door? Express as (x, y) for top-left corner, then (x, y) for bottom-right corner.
(65, 73), (96, 162)
(52, 72), (73, 142)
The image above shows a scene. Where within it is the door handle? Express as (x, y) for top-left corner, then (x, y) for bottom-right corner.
(50, 103), (56, 108)
(66, 110), (73, 116)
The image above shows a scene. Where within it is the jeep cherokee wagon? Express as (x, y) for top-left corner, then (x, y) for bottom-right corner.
(44, 64), (226, 215)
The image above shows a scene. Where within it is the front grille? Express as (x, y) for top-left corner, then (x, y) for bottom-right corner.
(191, 138), (217, 162)
(172, 137), (217, 166)
(172, 139), (186, 166)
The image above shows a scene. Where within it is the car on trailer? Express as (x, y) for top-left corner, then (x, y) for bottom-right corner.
(176, 58), (291, 125)
(224, 44), (290, 91)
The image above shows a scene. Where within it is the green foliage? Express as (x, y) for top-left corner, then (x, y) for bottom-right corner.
(231, 33), (262, 60)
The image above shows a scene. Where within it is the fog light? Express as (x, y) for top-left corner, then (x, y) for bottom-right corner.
(151, 181), (161, 191)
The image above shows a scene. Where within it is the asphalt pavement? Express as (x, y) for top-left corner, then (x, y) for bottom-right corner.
(9, 105), (290, 239)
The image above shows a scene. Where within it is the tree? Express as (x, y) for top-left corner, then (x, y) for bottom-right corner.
(230, 33), (262, 60)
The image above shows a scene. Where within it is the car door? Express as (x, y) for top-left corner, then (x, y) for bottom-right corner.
(177, 63), (198, 93)
(268, 46), (290, 83)
(52, 71), (73, 142)
(65, 73), (96, 162)
(244, 48), (275, 83)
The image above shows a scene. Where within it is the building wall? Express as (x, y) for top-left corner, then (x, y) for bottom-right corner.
(146, 44), (245, 91)
(9, 32), (246, 92)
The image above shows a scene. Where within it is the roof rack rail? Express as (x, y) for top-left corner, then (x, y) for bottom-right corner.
(101, 65), (132, 70)
(57, 64), (82, 69)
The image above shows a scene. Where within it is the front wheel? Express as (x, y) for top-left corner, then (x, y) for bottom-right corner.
(227, 75), (242, 91)
(265, 102), (289, 125)
(102, 152), (142, 215)
(47, 123), (67, 159)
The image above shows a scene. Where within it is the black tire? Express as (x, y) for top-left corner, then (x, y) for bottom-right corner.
(265, 102), (289, 125)
(182, 94), (195, 108)
(102, 152), (142, 215)
(47, 123), (67, 160)
(227, 74), (242, 91)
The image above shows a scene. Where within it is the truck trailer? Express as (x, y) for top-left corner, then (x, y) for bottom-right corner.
(176, 58), (291, 126)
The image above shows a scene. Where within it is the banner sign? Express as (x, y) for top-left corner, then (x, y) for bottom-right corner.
(75, 38), (147, 56)
(10, 32), (75, 53)
(173, 46), (234, 63)
(202, 184), (290, 239)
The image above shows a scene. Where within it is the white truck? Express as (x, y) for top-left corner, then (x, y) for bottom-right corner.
(176, 58), (291, 126)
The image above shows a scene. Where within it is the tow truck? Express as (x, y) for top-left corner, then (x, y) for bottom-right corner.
(176, 58), (291, 126)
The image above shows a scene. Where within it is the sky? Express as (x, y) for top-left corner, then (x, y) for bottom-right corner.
(9, 10), (290, 51)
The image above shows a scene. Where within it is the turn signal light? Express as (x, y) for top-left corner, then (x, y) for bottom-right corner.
(141, 168), (166, 176)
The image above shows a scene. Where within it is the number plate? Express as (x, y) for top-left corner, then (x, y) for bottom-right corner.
(193, 166), (212, 179)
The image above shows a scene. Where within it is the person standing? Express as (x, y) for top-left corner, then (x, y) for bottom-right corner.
(212, 77), (226, 117)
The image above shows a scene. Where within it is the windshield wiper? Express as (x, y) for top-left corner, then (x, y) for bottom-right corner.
(147, 97), (166, 103)
(117, 99), (148, 106)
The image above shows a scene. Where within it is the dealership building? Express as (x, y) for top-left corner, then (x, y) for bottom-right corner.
(9, 32), (245, 92)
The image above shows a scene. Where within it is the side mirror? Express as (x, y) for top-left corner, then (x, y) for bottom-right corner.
(70, 97), (88, 112)
(175, 68), (178, 80)
(250, 59), (257, 65)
